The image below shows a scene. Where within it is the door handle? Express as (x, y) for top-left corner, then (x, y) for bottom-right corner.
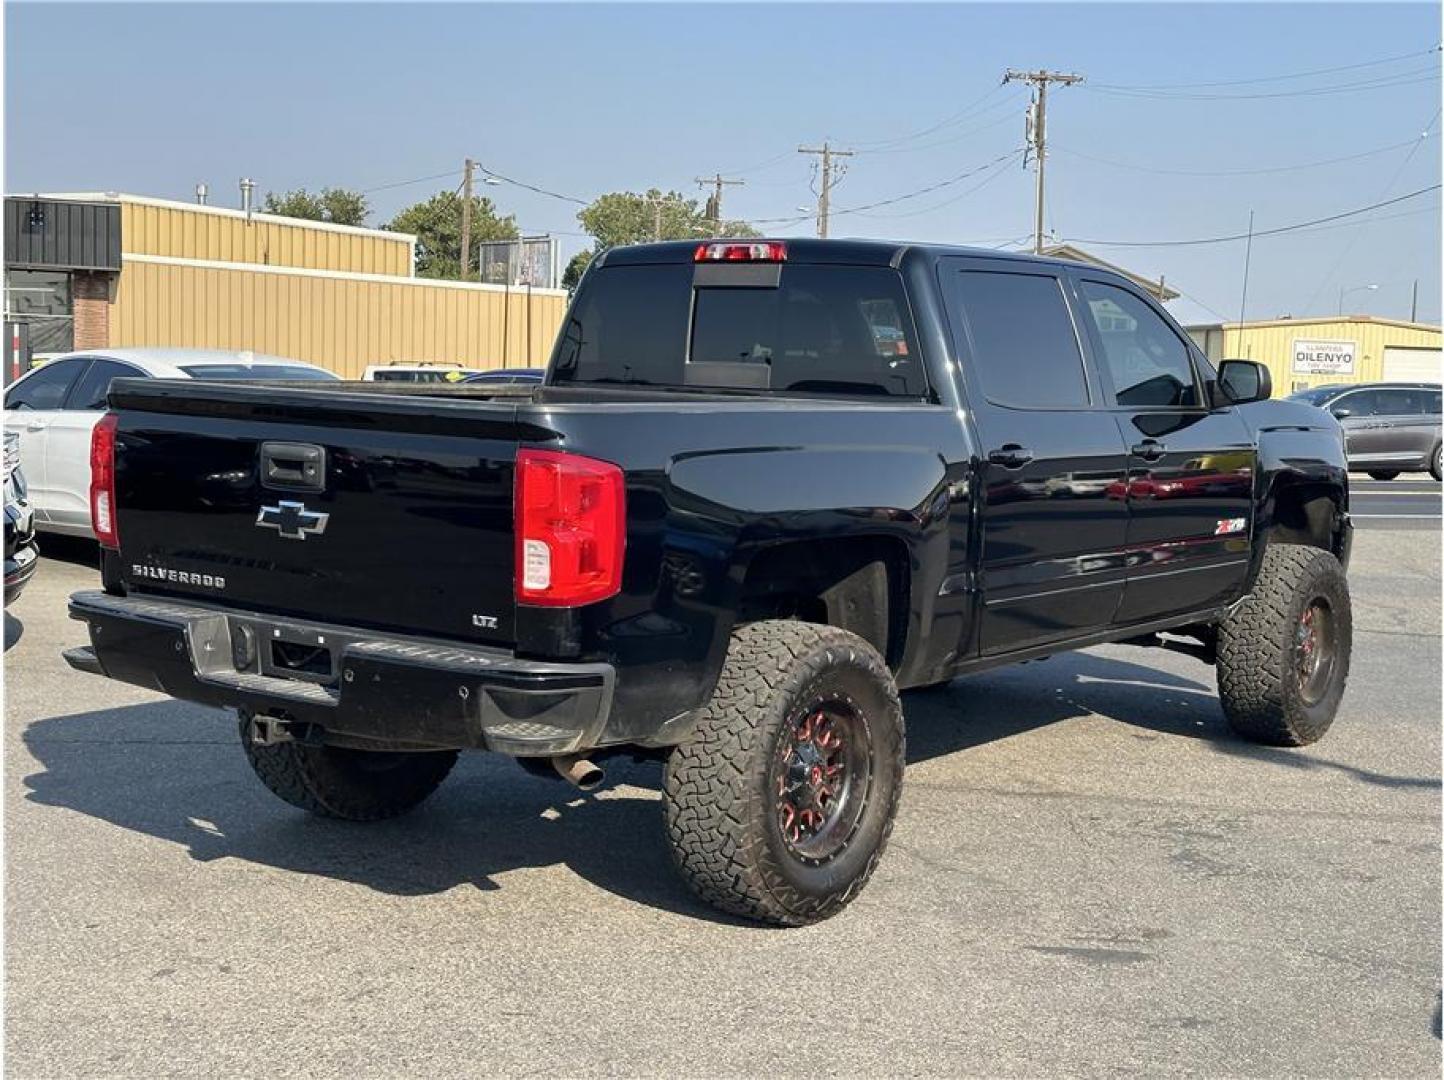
(1130, 440), (1166, 462)
(987, 444), (1034, 469)
(25, 420), (47, 432)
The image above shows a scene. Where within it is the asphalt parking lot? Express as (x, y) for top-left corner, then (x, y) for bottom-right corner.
(4, 528), (1440, 1077)
(1350, 475), (1443, 529)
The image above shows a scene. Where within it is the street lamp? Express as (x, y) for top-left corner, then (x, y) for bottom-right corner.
(1338, 282), (1378, 315)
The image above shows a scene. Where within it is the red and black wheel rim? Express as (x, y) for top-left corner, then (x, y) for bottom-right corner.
(771, 699), (874, 865)
(1295, 598), (1337, 706)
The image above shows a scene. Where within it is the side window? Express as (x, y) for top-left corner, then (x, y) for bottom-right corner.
(1373, 388), (1421, 416)
(1079, 280), (1200, 408)
(1334, 390), (1378, 417)
(1426, 390), (1442, 415)
(67, 359), (144, 411)
(3, 358), (89, 411)
(949, 270), (1089, 408)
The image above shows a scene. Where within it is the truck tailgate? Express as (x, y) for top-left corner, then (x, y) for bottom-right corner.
(110, 381), (521, 646)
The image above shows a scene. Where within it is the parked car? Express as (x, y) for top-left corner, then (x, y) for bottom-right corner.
(3, 431), (38, 604)
(3, 348), (337, 536)
(460, 368), (544, 386)
(362, 363), (475, 383)
(1286, 382), (1442, 481)
(64, 239), (1353, 926)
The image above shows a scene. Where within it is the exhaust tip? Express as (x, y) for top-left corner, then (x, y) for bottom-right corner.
(552, 754), (605, 792)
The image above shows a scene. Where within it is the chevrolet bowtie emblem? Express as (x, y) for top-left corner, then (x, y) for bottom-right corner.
(256, 500), (329, 540)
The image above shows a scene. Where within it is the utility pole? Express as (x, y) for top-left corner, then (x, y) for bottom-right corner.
(1003, 69), (1083, 254)
(1411, 279), (1419, 322)
(459, 158), (475, 281)
(798, 142), (854, 238)
(695, 173), (745, 225)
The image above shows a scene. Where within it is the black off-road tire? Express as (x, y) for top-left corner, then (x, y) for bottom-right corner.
(663, 621), (905, 926)
(238, 711), (458, 821)
(1366, 470), (1400, 481)
(1429, 443), (1442, 483)
(1217, 544), (1351, 746)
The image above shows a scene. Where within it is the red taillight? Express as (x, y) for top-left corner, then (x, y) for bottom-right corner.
(693, 241), (787, 263)
(90, 412), (120, 549)
(515, 449), (625, 606)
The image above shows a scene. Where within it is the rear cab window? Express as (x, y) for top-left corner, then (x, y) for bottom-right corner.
(551, 259), (928, 398)
(943, 269), (1090, 409)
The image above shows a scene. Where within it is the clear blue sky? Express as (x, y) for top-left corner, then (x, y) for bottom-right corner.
(6, 2), (1440, 325)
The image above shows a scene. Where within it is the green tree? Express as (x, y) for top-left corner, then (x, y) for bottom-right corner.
(562, 250), (594, 290)
(262, 187), (369, 226)
(384, 190), (519, 279)
(576, 189), (757, 249)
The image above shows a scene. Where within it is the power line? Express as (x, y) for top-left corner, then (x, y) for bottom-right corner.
(714, 86), (1021, 174)
(1298, 107), (1442, 313)
(474, 163), (588, 205)
(849, 84), (1014, 150)
(852, 100), (1025, 155)
(749, 148), (1022, 224)
(1060, 184), (1441, 248)
(361, 169), (460, 194)
(1090, 45), (1440, 91)
(840, 149), (1025, 220)
(1087, 67), (1439, 101)
(718, 149), (797, 177)
(1052, 133), (1434, 177)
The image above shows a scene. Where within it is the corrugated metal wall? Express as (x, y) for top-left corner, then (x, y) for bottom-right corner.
(1196, 319), (1442, 395)
(120, 201), (412, 277)
(5, 198), (121, 271)
(110, 259), (567, 374)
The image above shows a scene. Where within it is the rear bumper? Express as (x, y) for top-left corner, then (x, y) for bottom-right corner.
(4, 499), (38, 604)
(65, 590), (615, 756)
(4, 544), (38, 603)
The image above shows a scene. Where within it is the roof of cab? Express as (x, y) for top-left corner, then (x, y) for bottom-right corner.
(596, 237), (1110, 275)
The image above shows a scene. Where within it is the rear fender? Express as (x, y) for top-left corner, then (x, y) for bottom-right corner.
(620, 443), (952, 746)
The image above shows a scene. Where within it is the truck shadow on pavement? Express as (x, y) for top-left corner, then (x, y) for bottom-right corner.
(19, 649), (1437, 924)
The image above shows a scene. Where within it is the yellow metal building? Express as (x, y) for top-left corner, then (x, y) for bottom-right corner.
(1187, 315), (1442, 396)
(7, 193), (567, 373)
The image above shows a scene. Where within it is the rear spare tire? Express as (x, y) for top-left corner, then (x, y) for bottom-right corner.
(239, 711), (458, 821)
(1216, 544), (1351, 746)
(663, 621), (905, 925)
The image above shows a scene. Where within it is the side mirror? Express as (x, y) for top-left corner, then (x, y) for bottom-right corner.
(1331, 406), (1352, 420)
(1214, 359), (1272, 406)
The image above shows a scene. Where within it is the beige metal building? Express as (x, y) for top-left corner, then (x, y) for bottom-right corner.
(1187, 315), (1442, 396)
(4, 193), (568, 375)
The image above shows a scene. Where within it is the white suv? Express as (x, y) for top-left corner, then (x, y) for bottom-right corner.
(3, 348), (337, 536)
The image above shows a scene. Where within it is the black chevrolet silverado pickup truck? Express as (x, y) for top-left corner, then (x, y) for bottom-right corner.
(66, 239), (1353, 925)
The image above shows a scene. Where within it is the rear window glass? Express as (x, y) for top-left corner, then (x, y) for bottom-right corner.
(180, 364), (337, 381)
(551, 264), (927, 397)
